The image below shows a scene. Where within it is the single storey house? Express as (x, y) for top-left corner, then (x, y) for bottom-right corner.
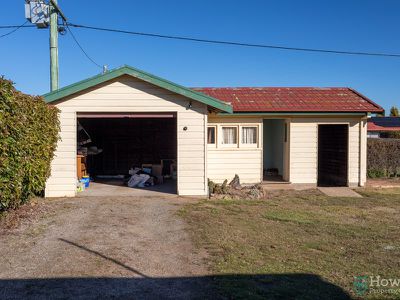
(43, 65), (383, 197)
(367, 117), (400, 138)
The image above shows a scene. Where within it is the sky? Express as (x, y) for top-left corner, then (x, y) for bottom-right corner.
(0, 0), (399, 113)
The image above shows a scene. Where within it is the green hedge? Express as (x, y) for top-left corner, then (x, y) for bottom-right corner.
(367, 138), (400, 178)
(0, 78), (60, 210)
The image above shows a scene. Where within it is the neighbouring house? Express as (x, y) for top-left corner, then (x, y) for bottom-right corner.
(43, 65), (383, 197)
(367, 117), (400, 138)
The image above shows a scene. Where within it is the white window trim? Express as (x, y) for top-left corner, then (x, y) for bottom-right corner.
(207, 125), (217, 148)
(239, 125), (259, 148)
(220, 125), (239, 148)
(207, 123), (262, 150)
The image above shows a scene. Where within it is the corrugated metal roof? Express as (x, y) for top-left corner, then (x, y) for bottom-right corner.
(192, 87), (383, 113)
(368, 117), (400, 131)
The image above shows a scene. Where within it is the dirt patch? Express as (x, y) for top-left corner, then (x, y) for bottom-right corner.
(0, 198), (53, 233)
(0, 196), (216, 299)
(367, 178), (400, 188)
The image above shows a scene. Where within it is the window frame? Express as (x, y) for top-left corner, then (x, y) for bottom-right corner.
(221, 125), (239, 148)
(239, 125), (259, 148)
(207, 126), (217, 147)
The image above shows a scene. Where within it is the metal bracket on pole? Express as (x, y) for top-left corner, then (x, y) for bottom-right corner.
(49, 0), (67, 22)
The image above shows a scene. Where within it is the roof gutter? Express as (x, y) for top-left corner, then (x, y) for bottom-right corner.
(217, 112), (369, 116)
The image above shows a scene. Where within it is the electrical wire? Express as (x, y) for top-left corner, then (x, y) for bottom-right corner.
(0, 21), (31, 39)
(0, 22), (102, 69)
(0, 24), (35, 29)
(67, 22), (400, 59)
(65, 23), (103, 69)
(2, 21), (400, 59)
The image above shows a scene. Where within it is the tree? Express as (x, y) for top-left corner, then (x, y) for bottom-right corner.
(390, 106), (399, 117)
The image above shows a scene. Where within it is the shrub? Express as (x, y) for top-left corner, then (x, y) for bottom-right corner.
(367, 138), (400, 178)
(0, 78), (60, 211)
(381, 131), (400, 139)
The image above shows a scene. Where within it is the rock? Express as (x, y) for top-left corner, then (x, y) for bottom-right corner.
(208, 179), (216, 194)
(221, 179), (228, 193)
(229, 174), (241, 189)
(384, 245), (396, 251)
(247, 184), (265, 199)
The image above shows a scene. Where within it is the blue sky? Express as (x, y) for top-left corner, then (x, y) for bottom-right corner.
(0, 0), (399, 113)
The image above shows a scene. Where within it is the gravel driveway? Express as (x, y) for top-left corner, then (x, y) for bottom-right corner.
(0, 196), (215, 299)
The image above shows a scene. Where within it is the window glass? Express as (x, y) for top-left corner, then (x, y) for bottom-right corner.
(241, 127), (257, 144)
(207, 127), (216, 144)
(222, 127), (237, 144)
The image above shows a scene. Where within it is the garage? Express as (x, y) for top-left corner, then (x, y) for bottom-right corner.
(43, 65), (232, 197)
(318, 124), (349, 186)
(43, 65), (379, 197)
(77, 112), (177, 195)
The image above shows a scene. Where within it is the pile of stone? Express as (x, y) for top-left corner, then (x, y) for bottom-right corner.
(208, 174), (265, 200)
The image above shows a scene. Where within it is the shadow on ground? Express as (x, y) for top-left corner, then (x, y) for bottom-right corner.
(0, 274), (352, 299)
(0, 239), (352, 299)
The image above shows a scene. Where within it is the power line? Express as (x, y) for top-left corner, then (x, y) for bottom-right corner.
(2, 22), (400, 59)
(67, 22), (400, 59)
(0, 24), (35, 29)
(0, 22), (102, 70)
(0, 21), (31, 39)
(65, 23), (102, 69)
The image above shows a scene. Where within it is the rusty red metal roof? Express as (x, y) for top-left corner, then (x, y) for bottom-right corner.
(192, 87), (383, 113)
(368, 117), (400, 132)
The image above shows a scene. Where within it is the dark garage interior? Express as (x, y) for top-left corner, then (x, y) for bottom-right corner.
(318, 124), (348, 187)
(76, 113), (177, 193)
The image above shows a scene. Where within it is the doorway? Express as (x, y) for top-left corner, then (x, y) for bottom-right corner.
(76, 112), (177, 195)
(318, 124), (348, 186)
(263, 119), (288, 182)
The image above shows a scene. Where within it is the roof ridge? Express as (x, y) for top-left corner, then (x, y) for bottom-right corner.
(192, 87), (351, 90)
(43, 65), (233, 113)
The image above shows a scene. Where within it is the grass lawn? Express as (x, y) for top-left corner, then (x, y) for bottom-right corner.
(180, 188), (400, 299)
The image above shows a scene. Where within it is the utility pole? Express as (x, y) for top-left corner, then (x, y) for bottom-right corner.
(26, 0), (67, 91)
(49, 0), (59, 91)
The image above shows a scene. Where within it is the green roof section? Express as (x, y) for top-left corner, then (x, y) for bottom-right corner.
(43, 65), (233, 113)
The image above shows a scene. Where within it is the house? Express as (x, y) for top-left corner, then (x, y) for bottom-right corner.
(43, 65), (383, 197)
(367, 117), (400, 138)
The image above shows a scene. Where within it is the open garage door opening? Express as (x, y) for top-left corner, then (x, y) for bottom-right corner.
(76, 112), (177, 196)
(318, 124), (348, 187)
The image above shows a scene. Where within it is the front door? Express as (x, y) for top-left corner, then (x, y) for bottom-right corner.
(318, 124), (348, 186)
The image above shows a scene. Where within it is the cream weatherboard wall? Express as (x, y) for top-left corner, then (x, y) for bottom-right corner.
(289, 117), (367, 186)
(207, 116), (263, 184)
(206, 115), (367, 187)
(45, 75), (208, 197)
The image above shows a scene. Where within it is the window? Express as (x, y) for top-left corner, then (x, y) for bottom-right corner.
(241, 127), (257, 144)
(207, 126), (216, 144)
(222, 127), (237, 144)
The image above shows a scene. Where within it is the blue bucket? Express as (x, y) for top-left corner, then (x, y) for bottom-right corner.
(81, 176), (90, 188)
